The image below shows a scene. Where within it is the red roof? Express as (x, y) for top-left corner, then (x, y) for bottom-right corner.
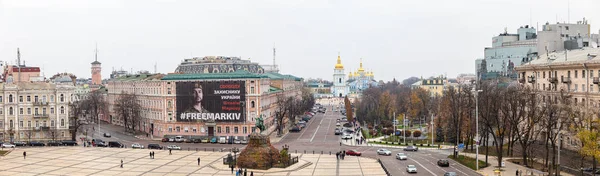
(12, 67), (40, 72)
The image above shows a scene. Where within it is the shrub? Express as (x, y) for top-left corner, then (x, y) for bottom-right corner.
(413, 130), (422, 138)
(420, 143), (423, 146)
(404, 130), (412, 137)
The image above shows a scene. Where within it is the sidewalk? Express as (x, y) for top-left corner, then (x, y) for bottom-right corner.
(459, 152), (574, 176)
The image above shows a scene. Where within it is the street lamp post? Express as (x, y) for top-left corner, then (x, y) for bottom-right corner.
(403, 114), (406, 144)
(472, 87), (482, 171)
(232, 147), (240, 167)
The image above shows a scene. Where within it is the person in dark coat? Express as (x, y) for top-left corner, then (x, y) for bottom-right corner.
(149, 152), (152, 159)
(169, 149), (172, 155)
(120, 159), (123, 168)
(197, 157), (200, 165)
(336, 152), (339, 160)
(250, 171), (253, 176)
(231, 165), (234, 174)
(23, 151), (26, 159)
(244, 168), (247, 176)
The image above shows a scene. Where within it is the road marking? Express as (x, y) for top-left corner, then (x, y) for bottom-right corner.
(310, 116), (326, 142)
(323, 119), (332, 142)
(297, 112), (321, 140)
(408, 157), (437, 176)
(450, 165), (468, 176)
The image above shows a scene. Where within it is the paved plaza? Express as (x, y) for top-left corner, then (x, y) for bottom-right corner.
(0, 147), (386, 176)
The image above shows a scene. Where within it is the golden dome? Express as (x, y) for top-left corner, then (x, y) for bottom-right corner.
(335, 55), (344, 69)
(358, 58), (365, 72)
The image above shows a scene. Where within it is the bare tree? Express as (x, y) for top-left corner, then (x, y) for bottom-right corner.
(46, 128), (60, 142)
(113, 92), (142, 132)
(85, 91), (107, 124)
(540, 90), (571, 174)
(24, 128), (34, 143)
(512, 86), (544, 167)
(69, 100), (86, 141)
(274, 94), (288, 135)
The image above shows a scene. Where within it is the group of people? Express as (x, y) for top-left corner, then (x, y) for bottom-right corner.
(336, 150), (346, 160)
(149, 151), (156, 159)
(231, 166), (253, 176)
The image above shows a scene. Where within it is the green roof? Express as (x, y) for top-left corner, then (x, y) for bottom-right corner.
(263, 72), (302, 81)
(269, 86), (282, 92)
(162, 70), (268, 80)
(114, 74), (164, 81)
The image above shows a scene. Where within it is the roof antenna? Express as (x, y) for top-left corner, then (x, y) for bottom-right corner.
(154, 62), (157, 74)
(17, 48), (21, 83)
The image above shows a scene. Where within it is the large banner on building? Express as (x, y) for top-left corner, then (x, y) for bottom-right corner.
(176, 81), (246, 122)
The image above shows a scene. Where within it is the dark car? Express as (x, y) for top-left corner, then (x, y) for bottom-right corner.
(13, 141), (27, 146)
(346, 149), (361, 156)
(62, 140), (78, 146)
(404, 146), (418, 151)
(47, 141), (63, 146)
(29, 141), (45, 146)
(108, 141), (124, 148)
(437, 159), (450, 167)
(162, 138), (170, 142)
(147, 144), (162, 149)
(289, 127), (301, 133)
(93, 139), (107, 147)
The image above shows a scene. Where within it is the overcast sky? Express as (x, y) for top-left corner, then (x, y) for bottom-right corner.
(1, 0), (599, 82)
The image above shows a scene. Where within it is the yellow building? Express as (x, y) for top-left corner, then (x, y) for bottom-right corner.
(411, 76), (448, 97)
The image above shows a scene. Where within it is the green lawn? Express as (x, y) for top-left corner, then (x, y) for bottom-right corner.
(372, 141), (439, 148)
(447, 155), (488, 170)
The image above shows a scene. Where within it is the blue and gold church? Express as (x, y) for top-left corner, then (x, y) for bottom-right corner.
(331, 54), (378, 98)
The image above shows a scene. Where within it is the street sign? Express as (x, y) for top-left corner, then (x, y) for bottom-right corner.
(458, 143), (465, 149)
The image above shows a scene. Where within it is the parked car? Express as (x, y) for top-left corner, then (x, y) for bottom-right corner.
(61, 140), (77, 146)
(2, 143), (16, 148)
(147, 144), (162, 149)
(219, 137), (227, 144)
(234, 138), (241, 144)
(336, 122), (341, 126)
(444, 172), (457, 176)
(396, 153), (407, 160)
(406, 165), (418, 173)
(376, 149), (392, 156)
(29, 141), (45, 146)
(103, 133), (111, 137)
(167, 145), (181, 150)
(108, 141), (124, 148)
(334, 129), (342, 135)
(341, 134), (353, 140)
(13, 141), (27, 146)
(210, 137), (217, 143)
(47, 141), (63, 146)
(131, 143), (144, 149)
(93, 139), (107, 147)
(437, 159), (450, 167)
(185, 138), (194, 143)
(298, 123), (306, 129)
(345, 149), (361, 156)
(289, 127), (301, 133)
(241, 137), (248, 144)
(404, 146), (418, 151)
(201, 137), (209, 143)
(174, 136), (185, 142)
(192, 138), (201, 143)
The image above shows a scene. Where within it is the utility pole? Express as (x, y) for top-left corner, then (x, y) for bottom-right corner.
(557, 133), (562, 176)
(472, 87), (483, 171)
(393, 112), (396, 142)
(431, 114), (434, 146)
(403, 114), (406, 144)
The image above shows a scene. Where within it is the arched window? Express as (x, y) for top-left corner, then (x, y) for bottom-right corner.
(60, 119), (65, 127)
(168, 101), (172, 108)
(60, 106), (65, 114)
(251, 101), (255, 108)
(50, 95), (55, 102)
(60, 94), (64, 102)
(9, 107), (13, 115)
(8, 95), (12, 103)
(339, 78), (342, 83)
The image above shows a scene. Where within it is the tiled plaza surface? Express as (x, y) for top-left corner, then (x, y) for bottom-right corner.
(0, 147), (386, 176)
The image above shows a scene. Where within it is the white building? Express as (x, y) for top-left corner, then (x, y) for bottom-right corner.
(332, 54), (348, 98)
(477, 25), (537, 79)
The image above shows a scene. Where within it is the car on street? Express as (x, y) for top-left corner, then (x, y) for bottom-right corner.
(404, 146), (418, 151)
(108, 141), (124, 148)
(210, 137), (217, 143)
(298, 123), (306, 129)
(29, 141), (45, 146)
(2, 143), (16, 148)
(47, 141), (63, 146)
(167, 145), (181, 150)
(162, 138), (170, 142)
(341, 134), (353, 139)
(334, 129), (342, 135)
(376, 149), (392, 156)
(219, 137), (227, 144)
(131, 143), (144, 149)
(234, 138), (241, 144)
(174, 136), (185, 142)
(147, 144), (162, 149)
(201, 137), (209, 143)
(289, 127), (301, 133)
(103, 133), (111, 137)
(406, 165), (418, 173)
(396, 153), (407, 160)
(62, 140), (77, 146)
(336, 122), (341, 126)
(13, 141), (27, 146)
(444, 172), (458, 176)
(437, 159), (450, 167)
(241, 137), (248, 144)
(345, 149), (361, 156)
(93, 139), (107, 147)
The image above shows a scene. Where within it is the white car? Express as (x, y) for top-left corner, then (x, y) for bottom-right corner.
(1, 143), (16, 148)
(167, 145), (181, 150)
(396, 153), (407, 160)
(376, 149), (391, 156)
(341, 134), (353, 140)
(406, 165), (417, 173)
(131, 143), (144, 149)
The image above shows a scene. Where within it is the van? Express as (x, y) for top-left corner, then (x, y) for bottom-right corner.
(174, 136), (184, 142)
(147, 144), (162, 149)
(108, 141), (124, 148)
(219, 137), (227, 144)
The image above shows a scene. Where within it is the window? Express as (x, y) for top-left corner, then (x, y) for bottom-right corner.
(583, 84), (585, 92)
(19, 96), (23, 102)
(575, 84), (578, 91)
(168, 127), (173, 132)
(339, 78), (342, 83)
(592, 70), (594, 78)
(9, 120), (13, 128)
(251, 87), (255, 94)
(34, 108), (38, 115)
(60, 106), (65, 114)
(50, 108), (54, 114)
(61, 132), (65, 137)
(583, 70), (586, 78)
(168, 101), (172, 108)
(60, 119), (65, 127)
(193, 128), (197, 133)
(0, 96), (3, 103)
(19, 108), (23, 115)
(0, 108), (3, 115)
(27, 121), (31, 127)
(60, 94), (64, 102)
(35, 120), (39, 127)
(50, 95), (54, 102)
(176, 126), (180, 132)
(568, 71), (571, 77)
(34, 95), (38, 102)
(543, 84), (546, 90)
(575, 70), (578, 78)
(8, 95), (12, 103)
(243, 126), (248, 134)
(9, 107), (13, 115)
(19, 121), (23, 128)
(42, 108), (46, 115)
(226, 127), (230, 133)
(27, 108), (31, 115)
(168, 113), (173, 121)
(42, 95), (46, 103)
(167, 88), (172, 94)
(184, 127), (188, 133)
(51, 120), (55, 127)
(251, 101), (255, 108)
(234, 127), (239, 134)
(26, 96), (30, 102)
(217, 126), (222, 133)
(543, 72), (545, 78)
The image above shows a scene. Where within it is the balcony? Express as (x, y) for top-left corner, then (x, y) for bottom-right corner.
(519, 78), (525, 83)
(562, 77), (571, 84)
(527, 76), (536, 83)
(594, 77), (600, 84)
(548, 77), (558, 84)
(41, 126), (50, 131)
(33, 102), (49, 106)
(34, 114), (49, 118)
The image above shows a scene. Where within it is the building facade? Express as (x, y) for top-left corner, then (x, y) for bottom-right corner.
(107, 57), (303, 139)
(346, 59), (377, 97)
(332, 55), (348, 98)
(411, 76), (449, 97)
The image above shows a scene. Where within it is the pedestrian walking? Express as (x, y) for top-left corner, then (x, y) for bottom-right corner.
(516, 170), (519, 176)
(149, 152), (152, 159)
(250, 171), (253, 176)
(244, 168), (247, 176)
(231, 165), (234, 174)
(120, 159), (123, 168)
(336, 152), (339, 160)
(152, 151), (155, 159)
(169, 149), (172, 155)
(23, 151), (26, 159)
(197, 157), (200, 165)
